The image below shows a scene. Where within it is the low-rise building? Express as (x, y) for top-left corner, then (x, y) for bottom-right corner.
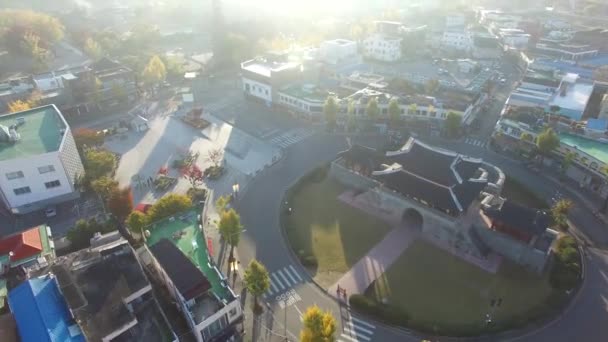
(240, 53), (303, 105)
(8, 275), (85, 342)
(31, 233), (177, 342)
(0, 225), (55, 275)
(0, 105), (84, 214)
(533, 42), (599, 61)
(140, 208), (244, 342)
(497, 28), (530, 49)
(277, 84), (330, 118)
(441, 29), (473, 52)
(318, 39), (360, 65)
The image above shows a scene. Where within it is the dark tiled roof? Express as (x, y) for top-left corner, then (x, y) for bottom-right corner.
(90, 57), (122, 72)
(337, 144), (382, 170)
(373, 170), (460, 213)
(453, 181), (485, 210)
(149, 239), (211, 300)
(455, 160), (481, 180)
(483, 200), (550, 236)
(387, 142), (457, 185)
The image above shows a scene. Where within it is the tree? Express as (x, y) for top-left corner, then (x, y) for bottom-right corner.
(215, 195), (231, 214)
(219, 208), (244, 277)
(408, 103), (417, 116)
(536, 128), (560, 166)
(147, 194), (192, 222)
(74, 128), (104, 150)
(162, 55), (186, 81)
(91, 176), (119, 201)
(551, 199), (573, 230)
(206, 148), (224, 168)
(561, 151), (575, 173)
(126, 211), (148, 235)
(366, 97), (379, 121)
(388, 98), (401, 127)
(182, 164), (204, 189)
(84, 149), (117, 180)
(323, 96), (339, 128)
(520, 132), (534, 143)
(425, 79), (440, 94)
(84, 37), (103, 60)
(243, 260), (270, 312)
(142, 55), (167, 88)
(444, 112), (461, 138)
(346, 99), (357, 132)
(66, 218), (112, 251)
(300, 305), (337, 342)
(107, 186), (134, 223)
(7, 100), (31, 113)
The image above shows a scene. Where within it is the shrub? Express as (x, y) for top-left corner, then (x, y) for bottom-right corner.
(300, 255), (318, 268)
(187, 187), (207, 202)
(549, 236), (582, 291)
(204, 165), (224, 179)
(349, 294), (409, 327)
(147, 194), (193, 223)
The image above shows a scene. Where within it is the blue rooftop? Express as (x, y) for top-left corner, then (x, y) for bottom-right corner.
(579, 53), (608, 67)
(8, 276), (85, 342)
(587, 118), (608, 131)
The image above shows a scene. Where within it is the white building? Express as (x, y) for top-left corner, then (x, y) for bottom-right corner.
(240, 53), (303, 104)
(497, 29), (530, 49)
(0, 105), (84, 214)
(441, 30), (473, 51)
(363, 34), (402, 62)
(318, 39), (360, 65)
(445, 14), (466, 28)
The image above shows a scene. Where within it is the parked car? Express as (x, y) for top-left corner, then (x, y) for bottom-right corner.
(45, 207), (57, 218)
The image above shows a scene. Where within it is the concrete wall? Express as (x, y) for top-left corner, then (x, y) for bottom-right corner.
(473, 225), (549, 273)
(329, 161), (377, 191)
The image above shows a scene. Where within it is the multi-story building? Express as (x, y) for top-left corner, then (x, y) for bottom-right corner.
(533, 42), (599, 61)
(497, 28), (530, 49)
(140, 208), (244, 342)
(29, 232), (177, 342)
(0, 105), (84, 214)
(441, 29), (473, 52)
(363, 34), (402, 62)
(240, 53), (303, 105)
(318, 39), (360, 65)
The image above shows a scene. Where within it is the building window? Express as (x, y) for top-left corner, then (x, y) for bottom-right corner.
(6, 171), (24, 180)
(13, 186), (31, 195)
(38, 165), (56, 174)
(45, 180), (61, 189)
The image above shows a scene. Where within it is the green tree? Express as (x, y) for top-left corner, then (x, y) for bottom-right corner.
(444, 112), (461, 138)
(215, 195), (231, 214)
(84, 149), (117, 181)
(366, 97), (379, 121)
(520, 132), (534, 143)
(551, 199), (573, 230)
(408, 103), (417, 116)
(74, 128), (104, 150)
(107, 186), (134, 223)
(126, 211), (148, 235)
(66, 218), (112, 251)
(346, 99), (357, 131)
(162, 55), (185, 81)
(388, 98), (401, 127)
(243, 260), (270, 313)
(142, 55), (167, 88)
(91, 176), (119, 201)
(147, 194), (193, 222)
(323, 96), (339, 128)
(536, 128), (560, 166)
(219, 208), (244, 277)
(84, 37), (103, 60)
(561, 151), (575, 173)
(300, 305), (337, 342)
(425, 78), (440, 94)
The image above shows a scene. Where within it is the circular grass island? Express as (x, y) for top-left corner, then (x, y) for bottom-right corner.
(282, 166), (580, 337)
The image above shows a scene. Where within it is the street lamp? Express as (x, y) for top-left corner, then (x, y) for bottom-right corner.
(232, 182), (240, 199)
(230, 260), (239, 286)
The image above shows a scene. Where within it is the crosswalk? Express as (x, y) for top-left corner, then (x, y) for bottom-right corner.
(338, 316), (376, 342)
(264, 265), (304, 298)
(464, 137), (487, 148)
(267, 128), (316, 149)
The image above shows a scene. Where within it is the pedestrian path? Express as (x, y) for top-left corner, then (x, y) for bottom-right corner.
(464, 137), (487, 148)
(338, 316), (376, 342)
(263, 265), (304, 299)
(267, 128), (316, 148)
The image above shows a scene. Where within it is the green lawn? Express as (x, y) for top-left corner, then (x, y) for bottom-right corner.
(284, 176), (393, 287)
(502, 176), (549, 209)
(366, 240), (555, 333)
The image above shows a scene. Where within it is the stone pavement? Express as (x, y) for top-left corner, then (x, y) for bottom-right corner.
(328, 227), (417, 300)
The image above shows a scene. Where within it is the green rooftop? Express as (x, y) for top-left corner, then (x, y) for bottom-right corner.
(281, 84), (329, 103)
(0, 105), (66, 161)
(560, 133), (608, 164)
(146, 209), (231, 301)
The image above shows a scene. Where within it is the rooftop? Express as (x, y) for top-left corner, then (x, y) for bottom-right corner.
(549, 81), (594, 117)
(559, 133), (608, 164)
(145, 209), (232, 302)
(0, 225), (51, 266)
(483, 200), (551, 237)
(280, 84), (332, 103)
(49, 240), (159, 342)
(0, 105), (66, 162)
(241, 58), (301, 78)
(8, 276), (85, 342)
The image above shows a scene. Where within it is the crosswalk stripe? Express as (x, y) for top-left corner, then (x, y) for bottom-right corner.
(339, 334), (360, 342)
(350, 317), (375, 330)
(344, 328), (371, 341)
(277, 269), (291, 287)
(345, 321), (374, 335)
(289, 265), (303, 281)
(269, 278), (279, 293)
(284, 267), (298, 284)
(271, 273), (286, 290)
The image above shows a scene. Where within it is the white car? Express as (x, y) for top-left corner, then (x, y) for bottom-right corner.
(45, 207), (57, 218)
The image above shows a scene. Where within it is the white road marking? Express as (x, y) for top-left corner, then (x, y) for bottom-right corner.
(289, 265), (303, 281)
(271, 273), (285, 290)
